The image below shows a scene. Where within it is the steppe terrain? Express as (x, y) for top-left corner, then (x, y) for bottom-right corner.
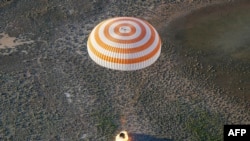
(0, 0), (249, 141)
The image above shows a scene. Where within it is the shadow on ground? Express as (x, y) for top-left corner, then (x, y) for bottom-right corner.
(129, 133), (173, 141)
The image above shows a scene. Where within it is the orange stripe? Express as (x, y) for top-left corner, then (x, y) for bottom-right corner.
(114, 23), (136, 36)
(88, 36), (161, 64)
(93, 20), (156, 53)
(103, 18), (146, 43)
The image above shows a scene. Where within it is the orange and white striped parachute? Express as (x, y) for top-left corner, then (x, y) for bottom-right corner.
(87, 17), (161, 71)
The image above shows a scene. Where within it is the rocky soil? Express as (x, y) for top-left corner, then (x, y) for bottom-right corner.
(0, 0), (249, 141)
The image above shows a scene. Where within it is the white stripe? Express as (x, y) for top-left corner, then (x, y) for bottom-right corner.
(89, 28), (160, 59)
(87, 44), (161, 70)
(97, 18), (152, 49)
(108, 21), (141, 40)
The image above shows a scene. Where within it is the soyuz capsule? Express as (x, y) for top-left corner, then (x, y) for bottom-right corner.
(116, 131), (129, 141)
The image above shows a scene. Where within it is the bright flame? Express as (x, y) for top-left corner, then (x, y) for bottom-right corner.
(116, 131), (129, 141)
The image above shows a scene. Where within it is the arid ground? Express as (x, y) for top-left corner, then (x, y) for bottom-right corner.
(0, 0), (249, 141)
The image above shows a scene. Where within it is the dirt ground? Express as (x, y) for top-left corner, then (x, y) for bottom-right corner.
(0, 0), (249, 141)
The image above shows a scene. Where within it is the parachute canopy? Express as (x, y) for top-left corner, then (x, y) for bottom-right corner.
(87, 17), (161, 71)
